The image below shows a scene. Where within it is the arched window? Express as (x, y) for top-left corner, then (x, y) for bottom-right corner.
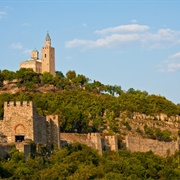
(15, 124), (25, 134)
(15, 124), (25, 142)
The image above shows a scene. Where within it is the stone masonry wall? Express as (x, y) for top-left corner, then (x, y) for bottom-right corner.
(104, 135), (118, 151)
(60, 133), (118, 155)
(0, 101), (61, 155)
(87, 133), (102, 155)
(132, 112), (180, 122)
(126, 135), (179, 157)
(1, 101), (34, 143)
(33, 114), (47, 144)
(0, 101), (48, 145)
(60, 133), (102, 154)
(46, 115), (60, 149)
(4, 101), (33, 120)
(0, 144), (12, 157)
(15, 142), (31, 160)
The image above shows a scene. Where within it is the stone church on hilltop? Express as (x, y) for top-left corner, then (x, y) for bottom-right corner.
(20, 33), (55, 76)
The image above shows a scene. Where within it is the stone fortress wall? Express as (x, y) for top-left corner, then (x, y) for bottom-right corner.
(126, 135), (179, 157)
(0, 101), (180, 157)
(60, 132), (118, 155)
(46, 115), (60, 149)
(0, 101), (60, 150)
(60, 133), (179, 157)
(0, 101), (119, 156)
(0, 101), (35, 143)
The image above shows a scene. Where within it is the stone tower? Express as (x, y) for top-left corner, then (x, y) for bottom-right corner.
(0, 101), (60, 148)
(31, 49), (39, 60)
(1, 101), (49, 144)
(41, 33), (55, 76)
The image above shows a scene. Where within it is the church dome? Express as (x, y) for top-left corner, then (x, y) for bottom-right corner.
(32, 49), (38, 53)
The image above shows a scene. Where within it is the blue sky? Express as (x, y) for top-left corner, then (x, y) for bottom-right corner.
(0, 0), (180, 104)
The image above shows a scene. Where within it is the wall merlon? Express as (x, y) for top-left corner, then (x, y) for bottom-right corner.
(15, 101), (21, 106)
(9, 101), (15, 106)
(105, 135), (115, 140)
(4, 101), (34, 107)
(90, 132), (100, 137)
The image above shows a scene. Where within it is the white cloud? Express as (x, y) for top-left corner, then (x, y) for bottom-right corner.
(0, 11), (7, 19)
(131, 19), (138, 23)
(10, 43), (32, 55)
(167, 63), (180, 72)
(95, 24), (149, 35)
(169, 52), (180, 59)
(10, 43), (23, 50)
(167, 51), (180, 72)
(23, 49), (32, 55)
(65, 23), (180, 50)
(141, 29), (180, 47)
(158, 51), (180, 72)
(65, 39), (93, 48)
(66, 34), (139, 48)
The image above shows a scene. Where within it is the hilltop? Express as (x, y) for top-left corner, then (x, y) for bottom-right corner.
(0, 68), (180, 139)
(1, 68), (180, 179)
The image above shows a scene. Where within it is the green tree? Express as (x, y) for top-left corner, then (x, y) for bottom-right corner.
(55, 71), (64, 78)
(0, 72), (5, 87)
(105, 85), (122, 96)
(2, 69), (16, 81)
(73, 74), (89, 87)
(66, 70), (76, 80)
(41, 72), (54, 85)
(16, 68), (40, 89)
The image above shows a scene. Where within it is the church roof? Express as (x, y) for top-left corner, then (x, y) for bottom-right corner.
(23, 58), (42, 62)
(25, 58), (36, 62)
(32, 49), (39, 53)
(45, 32), (51, 41)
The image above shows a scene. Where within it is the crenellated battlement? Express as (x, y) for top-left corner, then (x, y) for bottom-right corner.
(4, 101), (34, 107)
(3, 101), (36, 120)
(105, 135), (117, 140)
(87, 133), (100, 139)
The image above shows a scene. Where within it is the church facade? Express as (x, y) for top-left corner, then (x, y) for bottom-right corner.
(20, 33), (55, 76)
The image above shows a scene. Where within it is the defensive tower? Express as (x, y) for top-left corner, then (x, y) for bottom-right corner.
(41, 33), (55, 76)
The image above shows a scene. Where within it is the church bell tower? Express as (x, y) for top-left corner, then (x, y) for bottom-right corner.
(41, 33), (55, 76)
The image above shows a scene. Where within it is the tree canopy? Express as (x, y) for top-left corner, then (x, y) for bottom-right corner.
(0, 68), (180, 179)
(0, 68), (179, 133)
(1, 143), (180, 180)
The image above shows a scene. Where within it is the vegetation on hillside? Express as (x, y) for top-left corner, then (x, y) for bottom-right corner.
(1, 143), (180, 180)
(0, 68), (180, 134)
(0, 69), (180, 178)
